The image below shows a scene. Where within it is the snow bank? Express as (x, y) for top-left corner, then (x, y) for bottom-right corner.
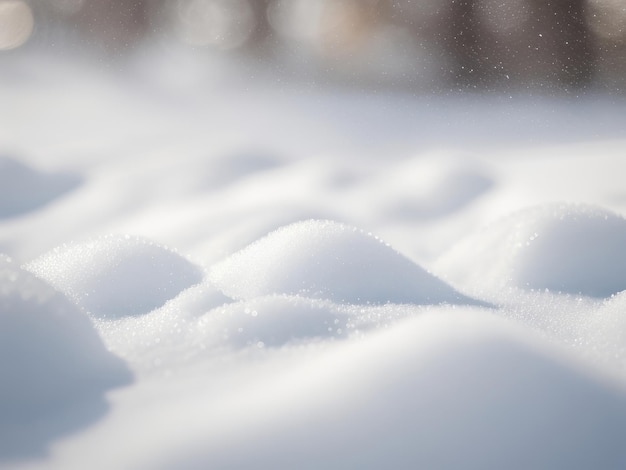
(0, 156), (81, 219)
(3, 55), (626, 470)
(25, 235), (204, 318)
(0, 255), (131, 423)
(157, 311), (626, 470)
(436, 203), (626, 298)
(209, 220), (482, 306)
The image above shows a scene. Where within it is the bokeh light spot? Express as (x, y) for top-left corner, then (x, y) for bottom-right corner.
(478, 0), (530, 36)
(587, 0), (626, 42)
(0, 0), (34, 51)
(267, 0), (325, 43)
(175, 0), (256, 50)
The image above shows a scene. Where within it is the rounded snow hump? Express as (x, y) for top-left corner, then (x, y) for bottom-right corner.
(0, 255), (131, 422)
(209, 219), (484, 306)
(25, 235), (204, 318)
(436, 203), (626, 298)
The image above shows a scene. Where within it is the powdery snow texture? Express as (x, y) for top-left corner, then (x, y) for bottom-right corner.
(209, 219), (482, 306)
(198, 295), (349, 349)
(156, 312), (626, 470)
(3, 56), (626, 470)
(25, 235), (204, 318)
(437, 203), (626, 298)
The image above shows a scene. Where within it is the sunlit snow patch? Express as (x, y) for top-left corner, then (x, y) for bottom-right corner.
(25, 235), (204, 318)
(158, 311), (626, 470)
(577, 290), (626, 370)
(101, 294), (348, 371)
(437, 203), (626, 298)
(209, 219), (484, 306)
(98, 291), (419, 375)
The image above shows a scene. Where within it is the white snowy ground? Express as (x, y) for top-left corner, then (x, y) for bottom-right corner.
(2, 50), (626, 469)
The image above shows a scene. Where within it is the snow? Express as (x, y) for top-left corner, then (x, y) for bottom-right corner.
(196, 295), (349, 349)
(0, 255), (131, 459)
(159, 312), (626, 470)
(2, 52), (626, 469)
(25, 235), (204, 318)
(209, 219), (482, 305)
(0, 156), (81, 219)
(436, 203), (626, 298)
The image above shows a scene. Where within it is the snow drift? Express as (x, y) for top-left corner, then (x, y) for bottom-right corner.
(209, 219), (483, 306)
(25, 235), (204, 318)
(436, 203), (626, 298)
(154, 311), (626, 470)
(0, 255), (132, 459)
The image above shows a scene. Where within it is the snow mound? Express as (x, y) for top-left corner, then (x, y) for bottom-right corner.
(0, 255), (131, 422)
(94, 295), (346, 374)
(25, 235), (204, 318)
(209, 220), (482, 306)
(96, 294), (433, 374)
(436, 203), (626, 298)
(164, 311), (626, 470)
(161, 282), (233, 318)
(93, 282), (234, 372)
(0, 156), (81, 219)
(199, 295), (348, 350)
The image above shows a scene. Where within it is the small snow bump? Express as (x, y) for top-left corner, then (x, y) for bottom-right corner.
(0, 261), (132, 422)
(437, 203), (626, 298)
(209, 219), (483, 306)
(24, 235), (204, 318)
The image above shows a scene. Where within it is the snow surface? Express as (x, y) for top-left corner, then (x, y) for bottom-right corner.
(25, 235), (203, 318)
(2, 52), (626, 469)
(436, 203), (626, 298)
(0, 255), (131, 459)
(209, 219), (483, 306)
(0, 156), (80, 219)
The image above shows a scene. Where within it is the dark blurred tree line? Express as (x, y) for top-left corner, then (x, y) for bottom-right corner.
(29, 0), (626, 91)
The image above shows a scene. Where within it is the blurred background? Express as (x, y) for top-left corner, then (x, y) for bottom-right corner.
(1, 0), (625, 93)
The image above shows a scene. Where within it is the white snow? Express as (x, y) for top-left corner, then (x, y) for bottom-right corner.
(0, 156), (81, 219)
(25, 235), (203, 318)
(2, 52), (626, 469)
(436, 203), (626, 298)
(0, 255), (131, 459)
(156, 311), (626, 470)
(209, 219), (482, 305)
